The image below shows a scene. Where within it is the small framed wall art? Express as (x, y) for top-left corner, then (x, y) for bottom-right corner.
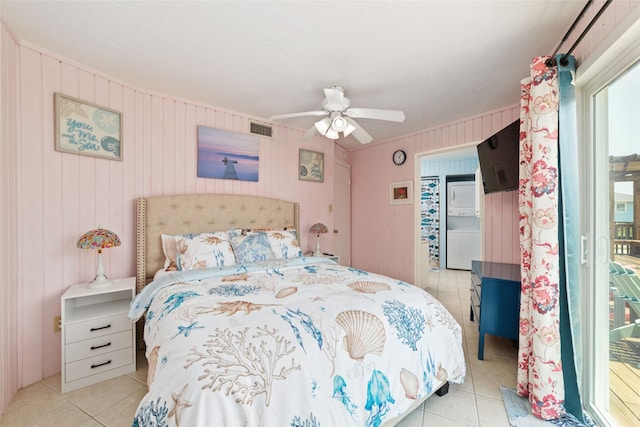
(54, 93), (122, 160)
(299, 149), (324, 182)
(389, 180), (413, 205)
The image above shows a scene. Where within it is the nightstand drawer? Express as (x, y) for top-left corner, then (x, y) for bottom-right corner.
(65, 330), (132, 362)
(65, 347), (133, 383)
(65, 315), (132, 344)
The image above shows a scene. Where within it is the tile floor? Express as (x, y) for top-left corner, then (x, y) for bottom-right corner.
(0, 268), (517, 426)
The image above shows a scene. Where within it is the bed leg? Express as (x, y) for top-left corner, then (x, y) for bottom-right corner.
(435, 382), (449, 396)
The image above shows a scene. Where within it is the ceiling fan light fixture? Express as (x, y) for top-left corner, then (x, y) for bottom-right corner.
(314, 118), (332, 135)
(331, 116), (347, 132)
(325, 128), (340, 139)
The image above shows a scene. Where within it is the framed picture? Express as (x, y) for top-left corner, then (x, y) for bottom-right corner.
(389, 180), (413, 205)
(197, 126), (260, 182)
(299, 149), (324, 182)
(54, 93), (122, 160)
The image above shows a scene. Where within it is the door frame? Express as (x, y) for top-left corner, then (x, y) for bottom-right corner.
(413, 142), (482, 286)
(575, 12), (640, 425)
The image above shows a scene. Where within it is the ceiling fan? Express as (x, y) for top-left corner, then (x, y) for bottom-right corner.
(269, 86), (405, 144)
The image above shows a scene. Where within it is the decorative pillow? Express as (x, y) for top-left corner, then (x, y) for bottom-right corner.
(160, 234), (178, 270)
(265, 229), (303, 259)
(228, 229), (275, 264)
(175, 231), (236, 271)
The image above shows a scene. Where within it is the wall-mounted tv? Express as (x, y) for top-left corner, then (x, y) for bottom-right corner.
(476, 119), (520, 194)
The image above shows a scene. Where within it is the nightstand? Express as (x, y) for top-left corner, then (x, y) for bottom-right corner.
(321, 254), (340, 264)
(61, 277), (136, 393)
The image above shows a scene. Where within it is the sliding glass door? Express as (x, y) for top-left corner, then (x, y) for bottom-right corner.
(582, 58), (640, 426)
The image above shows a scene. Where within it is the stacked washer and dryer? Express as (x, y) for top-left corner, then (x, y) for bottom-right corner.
(446, 177), (481, 270)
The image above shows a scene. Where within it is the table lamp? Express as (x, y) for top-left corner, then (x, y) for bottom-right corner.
(309, 222), (328, 256)
(77, 227), (121, 288)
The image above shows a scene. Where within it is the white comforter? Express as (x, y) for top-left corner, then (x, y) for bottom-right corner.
(129, 257), (465, 427)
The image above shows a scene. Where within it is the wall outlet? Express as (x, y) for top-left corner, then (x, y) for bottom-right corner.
(54, 315), (61, 333)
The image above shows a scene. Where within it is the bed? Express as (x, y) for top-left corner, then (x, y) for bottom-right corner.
(129, 193), (466, 427)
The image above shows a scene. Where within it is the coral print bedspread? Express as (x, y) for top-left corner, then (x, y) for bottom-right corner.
(129, 257), (465, 427)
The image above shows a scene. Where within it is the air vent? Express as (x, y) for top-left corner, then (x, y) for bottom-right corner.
(250, 122), (273, 138)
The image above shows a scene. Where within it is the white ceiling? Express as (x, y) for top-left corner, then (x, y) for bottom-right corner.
(1, 1), (586, 150)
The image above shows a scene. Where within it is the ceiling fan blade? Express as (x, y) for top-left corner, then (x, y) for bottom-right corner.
(345, 108), (406, 122)
(302, 126), (317, 139)
(345, 117), (373, 144)
(270, 111), (328, 120)
(323, 86), (345, 107)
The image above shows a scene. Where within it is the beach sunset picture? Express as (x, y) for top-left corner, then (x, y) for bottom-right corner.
(197, 126), (260, 182)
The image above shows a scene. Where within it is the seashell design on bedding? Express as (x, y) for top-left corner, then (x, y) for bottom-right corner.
(213, 301), (278, 316)
(436, 362), (448, 382)
(399, 368), (419, 399)
(335, 310), (385, 361)
(275, 286), (297, 298)
(147, 346), (160, 387)
(347, 281), (391, 294)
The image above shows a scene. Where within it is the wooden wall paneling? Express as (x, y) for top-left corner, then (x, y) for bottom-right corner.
(77, 70), (97, 283)
(141, 93), (152, 197)
(174, 101), (186, 195)
(122, 87), (137, 278)
(94, 77), (112, 235)
(19, 47), (45, 385)
(60, 63), (81, 285)
(194, 106), (206, 194)
(162, 98), (176, 196)
(184, 103), (197, 194)
(107, 82), (125, 280)
(41, 55), (64, 377)
(150, 96), (165, 196)
(1, 24), (20, 413)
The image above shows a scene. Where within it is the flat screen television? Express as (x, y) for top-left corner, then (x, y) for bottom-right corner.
(476, 119), (520, 194)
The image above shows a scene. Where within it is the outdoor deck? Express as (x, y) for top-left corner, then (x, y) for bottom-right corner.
(609, 337), (640, 426)
(610, 254), (640, 426)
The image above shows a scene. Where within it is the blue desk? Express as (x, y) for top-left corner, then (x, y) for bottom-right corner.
(470, 260), (521, 360)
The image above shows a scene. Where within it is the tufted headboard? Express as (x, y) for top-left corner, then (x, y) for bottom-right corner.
(136, 193), (300, 294)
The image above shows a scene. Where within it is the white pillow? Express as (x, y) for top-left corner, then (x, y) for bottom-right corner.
(175, 231), (236, 271)
(265, 229), (303, 259)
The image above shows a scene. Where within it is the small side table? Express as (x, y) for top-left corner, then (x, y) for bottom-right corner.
(61, 277), (136, 393)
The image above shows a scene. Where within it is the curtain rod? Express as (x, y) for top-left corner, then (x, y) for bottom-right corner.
(545, 0), (613, 67)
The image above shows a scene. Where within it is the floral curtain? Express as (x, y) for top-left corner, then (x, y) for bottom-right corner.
(518, 56), (564, 419)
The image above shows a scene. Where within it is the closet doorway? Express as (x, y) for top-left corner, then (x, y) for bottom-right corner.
(414, 143), (482, 288)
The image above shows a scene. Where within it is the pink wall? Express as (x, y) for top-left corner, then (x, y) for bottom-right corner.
(1, 22), (20, 414)
(350, 108), (520, 282)
(1, 35), (337, 396)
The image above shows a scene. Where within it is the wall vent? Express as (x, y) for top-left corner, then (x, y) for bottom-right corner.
(250, 122), (273, 138)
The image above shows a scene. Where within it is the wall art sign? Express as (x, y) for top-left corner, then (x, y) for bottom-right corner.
(54, 93), (122, 160)
(299, 149), (324, 182)
(197, 125), (260, 182)
(389, 180), (413, 205)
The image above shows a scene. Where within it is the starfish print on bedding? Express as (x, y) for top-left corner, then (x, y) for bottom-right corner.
(172, 321), (205, 339)
(168, 383), (192, 427)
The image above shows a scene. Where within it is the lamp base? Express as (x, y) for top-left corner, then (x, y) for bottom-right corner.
(88, 275), (113, 289)
(89, 251), (112, 288)
(314, 235), (322, 257)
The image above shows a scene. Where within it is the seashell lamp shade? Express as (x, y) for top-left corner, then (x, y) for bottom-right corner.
(77, 227), (121, 288)
(309, 222), (328, 256)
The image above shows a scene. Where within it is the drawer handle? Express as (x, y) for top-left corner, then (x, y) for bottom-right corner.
(91, 360), (112, 369)
(90, 324), (111, 332)
(90, 342), (111, 351)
